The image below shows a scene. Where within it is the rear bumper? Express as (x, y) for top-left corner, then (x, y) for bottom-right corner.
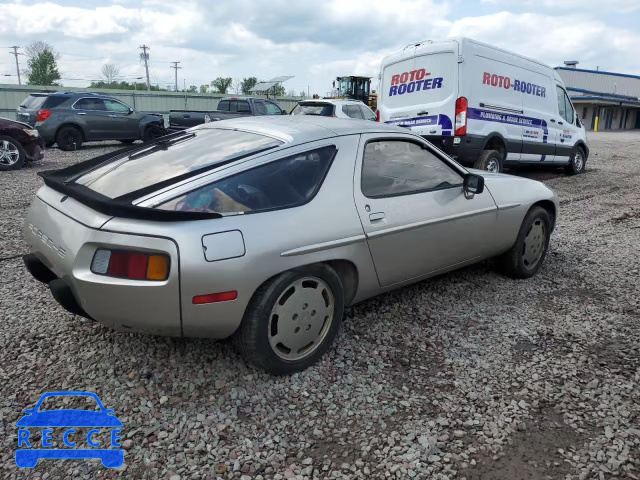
(422, 134), (484, 166)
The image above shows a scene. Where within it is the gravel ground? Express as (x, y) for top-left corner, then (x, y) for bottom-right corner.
(1, 134), (638, 480)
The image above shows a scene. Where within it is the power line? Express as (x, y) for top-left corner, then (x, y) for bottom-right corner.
(138, 45), (151, 92)
(9, 46), (21, 85)
(170, 61), (181, 92)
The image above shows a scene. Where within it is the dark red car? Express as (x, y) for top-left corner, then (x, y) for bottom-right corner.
(0, 117), (45, 171)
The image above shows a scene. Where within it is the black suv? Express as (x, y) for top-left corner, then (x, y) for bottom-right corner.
(17, 92), (166, 151)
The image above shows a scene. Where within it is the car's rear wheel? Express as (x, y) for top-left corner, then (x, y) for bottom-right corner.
(0, 135), (26, 171)
(474, 149), (503, 173)
(564, 146), (586, 175)
(56, 125), (83, 151)
(142, 125), (165, 142)
(495, 206), (551, 279)
(234, 264), (344, 375)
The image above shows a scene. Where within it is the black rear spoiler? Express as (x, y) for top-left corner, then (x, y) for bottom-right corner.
(38, 135), (223, 222)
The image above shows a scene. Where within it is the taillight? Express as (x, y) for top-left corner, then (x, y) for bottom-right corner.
(36, 109), (51, 123)
(454, 97), (468, 136)
(376, 110), (380, 122)
(91, 249), (169, 281)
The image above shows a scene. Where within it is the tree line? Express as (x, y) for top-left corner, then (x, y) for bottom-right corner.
(15, 41), (304, 97)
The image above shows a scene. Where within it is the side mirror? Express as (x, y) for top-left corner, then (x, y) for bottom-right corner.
(281, 109), (288, 115)
(128, 108), (134, 115)
(463, 173), (484, 199)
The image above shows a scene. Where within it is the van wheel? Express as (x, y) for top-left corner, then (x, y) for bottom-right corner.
(56, 125), (83, 151)
(564, 146), (586, 175)
(234, 264), (344, 375)
(474, 149), (503, 173)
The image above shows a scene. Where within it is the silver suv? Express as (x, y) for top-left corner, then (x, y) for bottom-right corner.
(17, 92), (166, 151)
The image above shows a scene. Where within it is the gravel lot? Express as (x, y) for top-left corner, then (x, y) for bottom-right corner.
(1, 133), (638, 480)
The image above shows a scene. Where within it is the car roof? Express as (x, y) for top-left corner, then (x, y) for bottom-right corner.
(194, 115), (409, 144)
(299, 98), (365, 105)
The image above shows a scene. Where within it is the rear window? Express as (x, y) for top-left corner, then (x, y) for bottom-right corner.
(74, 129), (283, 198)
(291, 103), (334, 116)
(43, 95), (71, 108)
(20, 95), (47, 109)
(157, 146), (336, 215)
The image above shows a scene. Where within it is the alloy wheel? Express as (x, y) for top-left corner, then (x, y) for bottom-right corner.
(268, 277), (334, 361)
(0, 140), (20, 166)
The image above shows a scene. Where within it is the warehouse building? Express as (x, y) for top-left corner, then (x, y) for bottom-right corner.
(555, 61), (640, 131)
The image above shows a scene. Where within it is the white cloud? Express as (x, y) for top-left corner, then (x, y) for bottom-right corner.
(480, 0), (640, 12)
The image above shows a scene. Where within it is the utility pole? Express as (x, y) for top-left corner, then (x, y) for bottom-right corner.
(139, 45), (151, 92)
(9, 46), (21, 85)
(170, 61), (181, 92)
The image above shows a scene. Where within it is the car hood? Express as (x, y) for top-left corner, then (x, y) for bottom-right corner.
(16, 410), (123, 427)
(0, 116), (31, 130)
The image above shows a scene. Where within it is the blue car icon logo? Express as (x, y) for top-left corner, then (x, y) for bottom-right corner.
(15, 391), (124, 468)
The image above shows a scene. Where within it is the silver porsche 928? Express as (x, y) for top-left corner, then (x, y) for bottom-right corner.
(23, 116), (558, 374)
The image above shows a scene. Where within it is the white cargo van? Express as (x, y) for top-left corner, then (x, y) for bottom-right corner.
(378, 37), (588, 174)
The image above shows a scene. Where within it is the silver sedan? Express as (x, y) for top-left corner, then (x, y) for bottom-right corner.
(23, 116), (557, 374)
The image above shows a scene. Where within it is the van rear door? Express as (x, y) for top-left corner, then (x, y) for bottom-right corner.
(379, 40), (458, 138)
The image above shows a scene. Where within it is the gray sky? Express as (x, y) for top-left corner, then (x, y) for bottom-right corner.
(1, 0), (639, 94)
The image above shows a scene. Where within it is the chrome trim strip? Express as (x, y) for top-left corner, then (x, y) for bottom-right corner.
(497, 203), (521, 211)
(281, 235), (366, 257)
(367, 206), (497, 239)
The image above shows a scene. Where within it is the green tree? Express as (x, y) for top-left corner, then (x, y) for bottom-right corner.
(88, 80), (167, 91)
(25, 41), (61, 86)
(187, 85), (198, 93)
(199, 85), (208, 93)
(241, 77), (258, 95)
(212, 77), (233, 94)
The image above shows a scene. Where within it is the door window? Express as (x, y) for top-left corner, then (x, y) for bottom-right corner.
(556, 86), (574, 123)
(74, 98), (106, 111)
(265, 102), (282, 115)
(362, 140), (462, 198)
(104, 99), (131, 113)
(342, 104), (364, 119)
(237, 100), (251, 113)
(254, 101), (267, 115)
(360, 105), (377, 121)
(218, 100), (230, 111)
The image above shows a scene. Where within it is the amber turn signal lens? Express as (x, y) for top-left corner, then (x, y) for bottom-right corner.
(146, 255), (169, 280)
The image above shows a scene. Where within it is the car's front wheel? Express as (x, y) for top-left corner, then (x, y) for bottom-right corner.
(495, 206), (552, 279)
(0, 135), (26, 171)
(142, 125), (165, 142)
(235, 264), (344, 375)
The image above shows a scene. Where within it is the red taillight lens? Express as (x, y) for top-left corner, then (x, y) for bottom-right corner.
(454, 97), (468, 136)
(193, 291), (238, 304)
(91, 249), (169, 281)
(376, 110), (380, 122)
(36, 109), (51, 123)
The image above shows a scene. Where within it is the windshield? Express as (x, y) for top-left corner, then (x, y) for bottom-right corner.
(291, 103), (334, 116)
(74, 129), (283, 198)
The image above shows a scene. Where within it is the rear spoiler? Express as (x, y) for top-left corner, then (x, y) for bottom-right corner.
(38, 135), (223, 222)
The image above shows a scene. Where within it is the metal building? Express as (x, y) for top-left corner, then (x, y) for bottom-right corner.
(555, 62), (640, 131)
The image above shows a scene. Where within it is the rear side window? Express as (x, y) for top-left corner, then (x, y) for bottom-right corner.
(157, 146), (336, 215)
(74, 98), (106, 110)
(342, 104), (364, 119)
(20, 95), (47, 109)
(291, 103), (334, 116)
(218, 100), (230, 111)
(42, 96), (70, 109)
(237, 100), (250, 113)
(362, 140), (462, 198)
(74, 129), (283, 198)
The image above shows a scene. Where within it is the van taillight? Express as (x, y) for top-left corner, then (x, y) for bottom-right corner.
(454, 97), (468, 136)
(376, 110), (380, 122)
(36, 109), (51, 123)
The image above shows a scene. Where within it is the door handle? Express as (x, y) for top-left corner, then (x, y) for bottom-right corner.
(369, 212), (385, 222)
(560, 139), (565, 142)
(417, 111), (429, 116)
(558, 121), (564, 125)
(549, 118), (556, 123)
(77, 112), (86, 115)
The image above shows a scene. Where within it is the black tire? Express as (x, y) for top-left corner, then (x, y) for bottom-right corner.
(564, 146), (586, 175)
(119, 139), (136, 145)
(495, 206), (552, 279)
(142, 125), (165, 142)
(0, 135), (26, 171)
(474, 149), (503, 173)
(55, 125), (83, 151)
(234, 264), (345, 375)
